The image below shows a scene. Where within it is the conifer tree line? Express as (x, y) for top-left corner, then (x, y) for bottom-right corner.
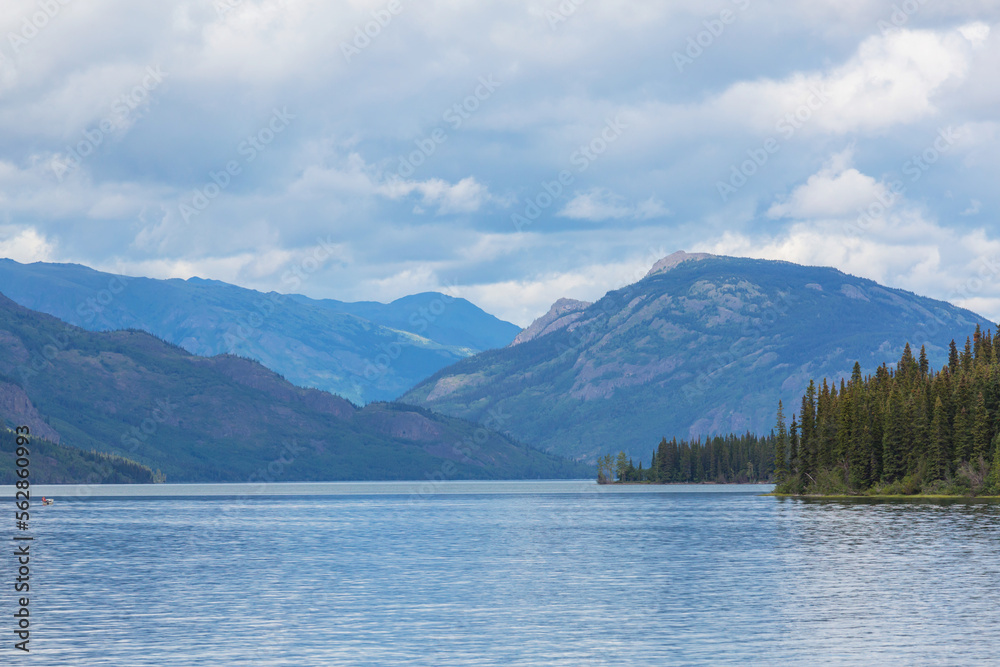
(774, 325), (1000, 495)
(597, 432), (774, 484)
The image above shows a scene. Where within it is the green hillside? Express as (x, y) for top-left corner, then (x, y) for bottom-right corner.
(0, 259), (520, 404)
(0, 292), (589, 482)
(403, 253), (994, 463)
(0, 428), (160, 484)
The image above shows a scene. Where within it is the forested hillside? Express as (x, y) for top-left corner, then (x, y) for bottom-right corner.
(0, 292), (589, 482)
(0, 259), (519, 403)
(775, 326), (1000, 496)
(406, 253), (992, 462)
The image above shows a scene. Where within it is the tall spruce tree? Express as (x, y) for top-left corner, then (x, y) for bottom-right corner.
(973, 392), (991, 463)
(882, 388), (905, 482)
(774, 401), (789, 483)
(949, 340), (960, 373)
(930, 397), (949, 481)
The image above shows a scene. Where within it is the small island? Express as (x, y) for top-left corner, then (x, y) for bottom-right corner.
(597, 433), (774, 484)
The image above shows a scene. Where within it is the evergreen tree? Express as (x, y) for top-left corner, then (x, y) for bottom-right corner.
(919, 345), (929, 376)
(615, 451), (628, 482)
(949, 340), (960, 373)
(930, 397), (949, 481)
(898, 343), (917, 382)
(849, 383), (872, 489)
(789, 415), (800, 476)
(981, 328), (994, 365)
(774, 401), (789, 482)
(799, 381), (817, 478)
(961, 337), (974, 374)
(973, 392), (991, 463)
(987, 432), (1000, 494)
(882, 388), (905, 482)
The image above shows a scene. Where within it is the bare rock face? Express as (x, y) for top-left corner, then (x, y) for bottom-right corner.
(403, 253), (994, 464)
(0, 381), (62, 443)
(644, 251), (715, 279)
(511, 298), (593, 346)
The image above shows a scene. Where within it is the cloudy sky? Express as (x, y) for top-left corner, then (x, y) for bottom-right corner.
(1, 0), (999, 326)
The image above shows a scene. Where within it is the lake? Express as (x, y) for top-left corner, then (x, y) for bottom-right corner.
(4, 481), (1000, 665)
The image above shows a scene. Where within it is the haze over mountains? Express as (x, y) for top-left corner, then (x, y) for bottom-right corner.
(0, 259), (520, 404)
(2, 251), (994, 477)
(403, 252), (994, 463)
(0, 292), (586, 482)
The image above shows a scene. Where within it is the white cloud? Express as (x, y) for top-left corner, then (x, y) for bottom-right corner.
(379, 176), (492, 215)
(767, 148), (888, 219)
(0, 0), (997, 330)
(962, 199), (982, 215)
(696, 211), (1000, 323)
(958, 21), (991, 47)
(558, 188), (670, 222)
(0, 227), (55, 263)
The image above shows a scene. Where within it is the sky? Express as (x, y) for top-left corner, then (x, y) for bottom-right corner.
(1, 0), (999, 327)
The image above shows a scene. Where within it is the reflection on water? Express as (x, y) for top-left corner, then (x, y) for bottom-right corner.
(3, 485), (999, 665)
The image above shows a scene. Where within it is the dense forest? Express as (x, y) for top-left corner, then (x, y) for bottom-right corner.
(597, 432), (775, 484)
(0, 428), (163, 484)
(775, 326), (1000, 496)
(601, 325), (1000, 495)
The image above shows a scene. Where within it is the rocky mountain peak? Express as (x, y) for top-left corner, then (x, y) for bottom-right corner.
(511, 298), (592, 346)
(644, 251), (715, 279)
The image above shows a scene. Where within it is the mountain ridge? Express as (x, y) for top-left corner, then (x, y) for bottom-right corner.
(0, 291), (589, 481)
(402, 254), (994, 462)
(0, 258), (520, 404)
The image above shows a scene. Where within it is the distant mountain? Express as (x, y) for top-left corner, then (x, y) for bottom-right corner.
(289, 292), (520, 351)
(0, 293), (589, 481)
(0, 259), (520, 404)
(402, 252), (995, 462)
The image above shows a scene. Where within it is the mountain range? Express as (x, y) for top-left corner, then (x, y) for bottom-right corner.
(402, 252), (995, 462)
(0, 292), (588, 482)
(0, 259), (520, 404)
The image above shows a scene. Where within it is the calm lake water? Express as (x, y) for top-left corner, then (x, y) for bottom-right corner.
(4, 481), (1000, 665)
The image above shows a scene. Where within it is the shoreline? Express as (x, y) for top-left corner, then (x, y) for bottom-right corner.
(767, 492), (1000, 500)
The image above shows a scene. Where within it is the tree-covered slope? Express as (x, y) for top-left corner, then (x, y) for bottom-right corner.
(0, 293), (589, 482)
(774, 331), (1000, 496)
(0, 259), (520, 404)
(403, 253), (994, 463)
(0, 428), (161, 484)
